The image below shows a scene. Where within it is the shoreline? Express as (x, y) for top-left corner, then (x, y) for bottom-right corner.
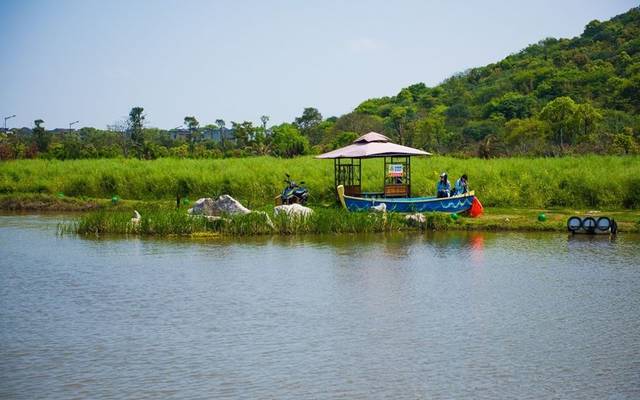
(2, 194), (638, 235)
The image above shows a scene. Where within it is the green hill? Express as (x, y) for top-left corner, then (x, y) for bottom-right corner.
(320, 6), (640, 156)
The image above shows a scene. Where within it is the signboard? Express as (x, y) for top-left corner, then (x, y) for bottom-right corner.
(387, 164), (404, 177)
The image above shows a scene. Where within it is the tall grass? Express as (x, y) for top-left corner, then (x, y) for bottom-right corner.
(64, 208), (424, 236)
(3, 155), (639, 209)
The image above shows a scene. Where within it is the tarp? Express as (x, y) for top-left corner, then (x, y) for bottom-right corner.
(315, 131), (431, 159)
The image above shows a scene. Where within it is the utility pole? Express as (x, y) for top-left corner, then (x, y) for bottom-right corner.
(3, 114), (16, 131)
(69, 120), (79, 131)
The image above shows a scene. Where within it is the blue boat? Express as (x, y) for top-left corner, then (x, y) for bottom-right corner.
(337, 185), (476, 213)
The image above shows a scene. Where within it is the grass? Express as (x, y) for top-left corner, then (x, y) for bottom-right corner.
(4, 156), (639, 236)
(1, 155), (640, 209)
(62, 208), (412, 236)
(60, 206), (640, 236)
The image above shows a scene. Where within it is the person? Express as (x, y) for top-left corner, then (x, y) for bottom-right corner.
(453, 174), (468, 196)
(436, 172), (451, 198)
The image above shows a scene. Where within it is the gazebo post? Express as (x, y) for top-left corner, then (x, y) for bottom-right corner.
(333, 157), (362, 197)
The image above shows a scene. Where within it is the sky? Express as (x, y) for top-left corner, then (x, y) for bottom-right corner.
(0, 0), (637, 130)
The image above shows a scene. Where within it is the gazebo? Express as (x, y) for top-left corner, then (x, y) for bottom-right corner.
(316, 132), (431, 198)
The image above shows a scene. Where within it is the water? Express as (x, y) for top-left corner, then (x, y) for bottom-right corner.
(1, 214), (639, 399)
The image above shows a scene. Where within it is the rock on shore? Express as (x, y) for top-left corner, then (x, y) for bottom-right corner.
(188, 195), (251, 216)
(274, 203), (314, 218)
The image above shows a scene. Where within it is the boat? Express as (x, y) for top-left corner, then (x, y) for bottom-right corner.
(316, 132), (483, 216)
(337, 185), (476, 213)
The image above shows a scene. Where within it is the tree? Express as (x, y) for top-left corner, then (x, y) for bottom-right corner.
(501, 118), (551, 155)
(215, 119), (227, 151)
(231, 121), (256, 148)
(572, 103), (602, 144)
(270, 123), (309, 158)
(184, 116), (200, 150)
(485, 92), (536, 120)
(539, 96), (578, 151)
(330, 131), (358, 150)
(295, 107), (323, 144)
(260, 115), (269, 133)
(413, 114), (448, 152)
(128, 107), (145, 158)
(386, 105), (416, 145)
(32, 119), (50, 153)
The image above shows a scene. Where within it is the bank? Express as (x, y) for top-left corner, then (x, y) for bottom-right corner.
(3, 193), (638, 235)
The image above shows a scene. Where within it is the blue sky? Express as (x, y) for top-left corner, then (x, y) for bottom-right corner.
(0, 0), (636, 129)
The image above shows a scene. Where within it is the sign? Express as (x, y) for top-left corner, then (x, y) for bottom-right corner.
(387, 164), (404, 177)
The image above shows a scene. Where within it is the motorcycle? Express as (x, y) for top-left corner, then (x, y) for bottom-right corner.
(280, 174), (309, 205)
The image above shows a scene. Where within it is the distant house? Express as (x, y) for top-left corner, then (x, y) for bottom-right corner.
(169, 128), (190, 140)
(171, 127), (235, 143)
(203, 127), (235, 143)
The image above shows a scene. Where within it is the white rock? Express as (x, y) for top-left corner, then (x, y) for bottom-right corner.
(405, 213), (426, 226)
(188, 195), (250, 216)
(274, 203), (314, 218)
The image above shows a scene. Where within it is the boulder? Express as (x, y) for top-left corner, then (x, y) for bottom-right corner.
(188, 195), (250, 216)
(274, 203), (314, 218)
(405, 213), (426, 226)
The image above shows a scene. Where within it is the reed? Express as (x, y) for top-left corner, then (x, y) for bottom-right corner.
(66, 208), (430, 236)
(2, 155), (639, 209)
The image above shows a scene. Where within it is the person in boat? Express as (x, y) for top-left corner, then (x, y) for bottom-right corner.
(436, 172), (451, 198)
(452, 174), (468, 196)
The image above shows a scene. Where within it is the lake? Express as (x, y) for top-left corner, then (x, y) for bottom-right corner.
(1, 214), (639, 399)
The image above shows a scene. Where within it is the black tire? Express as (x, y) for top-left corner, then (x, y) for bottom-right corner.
(582, 217), (597, 233)
(567, 216), (582, 232)
(596, 217), (611, 231)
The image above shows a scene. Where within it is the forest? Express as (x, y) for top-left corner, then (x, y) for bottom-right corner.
(1, 6), (639, 160)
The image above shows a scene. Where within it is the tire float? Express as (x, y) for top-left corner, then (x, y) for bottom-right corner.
(567, 216), (617, 234)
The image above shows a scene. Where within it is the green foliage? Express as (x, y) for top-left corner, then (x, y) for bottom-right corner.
(2, 156), (639, 210)
(330, 131), (358, 149)
(128, 107), (145, 158)
(270, 123), (309, 157)
(295, 108), (324, 145)
(32, 119), (51, 153)
(334, 6), (640, 156)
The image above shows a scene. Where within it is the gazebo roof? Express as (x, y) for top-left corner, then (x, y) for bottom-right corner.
(315, 131), (431, 159)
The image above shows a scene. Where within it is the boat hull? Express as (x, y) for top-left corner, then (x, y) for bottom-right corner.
(340, 190), (476, 213)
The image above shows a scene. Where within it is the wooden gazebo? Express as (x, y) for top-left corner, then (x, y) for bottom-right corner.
(316, 132), (431, 198)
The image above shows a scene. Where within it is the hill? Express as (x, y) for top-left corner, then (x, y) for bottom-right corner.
(318, 6), (640, 156)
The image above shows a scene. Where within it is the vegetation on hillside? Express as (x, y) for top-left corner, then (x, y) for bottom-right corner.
(322, 7), (640, 157)
(1, 7), (639, 160)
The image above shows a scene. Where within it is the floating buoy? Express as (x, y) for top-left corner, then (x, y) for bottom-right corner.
(537, 213), (547, 222)
(567, 216), (582, 232)
(582, 217), (597, 233)
(111, 195), (120, 204)
(568, 216), (616, 235)
(596, 217), (611, 232)
(450, 213), (459, 221)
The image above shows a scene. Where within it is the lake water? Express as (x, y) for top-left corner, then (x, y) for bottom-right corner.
(1, 214), (639, 399)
